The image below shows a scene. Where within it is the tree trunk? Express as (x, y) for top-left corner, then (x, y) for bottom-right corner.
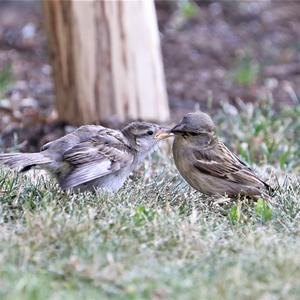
(43, 0), (169, 125)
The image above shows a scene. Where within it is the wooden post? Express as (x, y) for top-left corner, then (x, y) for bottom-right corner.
(43, 0), (169, 125)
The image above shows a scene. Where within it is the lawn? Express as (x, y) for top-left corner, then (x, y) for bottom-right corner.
(1, 102), (300, 300)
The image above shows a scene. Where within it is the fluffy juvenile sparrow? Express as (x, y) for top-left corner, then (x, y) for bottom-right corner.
(157, 112), (273, 197)
(0, 122), (166, 192)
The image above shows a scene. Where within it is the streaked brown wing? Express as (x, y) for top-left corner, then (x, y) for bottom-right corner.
(41, 125), (125, 153)
(60, 133), (134, 189)
(193, 141), (266, 187)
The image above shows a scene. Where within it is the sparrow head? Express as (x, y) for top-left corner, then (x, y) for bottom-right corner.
(122, 122), (168, 152)
(171, 112), (216, 137)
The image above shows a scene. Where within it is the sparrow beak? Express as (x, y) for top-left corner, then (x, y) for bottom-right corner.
(170, 123), (186, 134)
(154, 128), (173, 140)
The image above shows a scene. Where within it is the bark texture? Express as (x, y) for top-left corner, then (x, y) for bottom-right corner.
(43, 0), (169, 125)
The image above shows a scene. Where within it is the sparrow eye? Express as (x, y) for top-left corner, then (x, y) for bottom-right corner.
(147, 130), (154, 136)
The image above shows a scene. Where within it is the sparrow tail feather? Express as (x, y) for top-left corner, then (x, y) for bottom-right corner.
(0, 153), (52, 171)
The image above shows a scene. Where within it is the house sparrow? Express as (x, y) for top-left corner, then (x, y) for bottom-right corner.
(0, 122), (167, 192)
(156, 112), (273, 197)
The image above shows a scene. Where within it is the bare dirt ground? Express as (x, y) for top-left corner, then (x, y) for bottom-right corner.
(0, 0), (299, 151)
(158, 1), (300, 109)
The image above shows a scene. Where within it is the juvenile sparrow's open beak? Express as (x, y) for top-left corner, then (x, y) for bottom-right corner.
(154, 128), (173, 140)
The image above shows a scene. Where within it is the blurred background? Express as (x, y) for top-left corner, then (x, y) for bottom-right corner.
(0, 0), (299, 152)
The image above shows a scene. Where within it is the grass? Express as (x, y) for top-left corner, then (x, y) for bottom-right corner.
(0, 64), (12, 97)
(180, 0), (199, 19)
(230, 54), (260, 86)
(1, 101), (300, 299)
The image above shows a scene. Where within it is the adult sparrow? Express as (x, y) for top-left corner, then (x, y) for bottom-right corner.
(0, 122), (167, 192)
(156, 112), (273, 197)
